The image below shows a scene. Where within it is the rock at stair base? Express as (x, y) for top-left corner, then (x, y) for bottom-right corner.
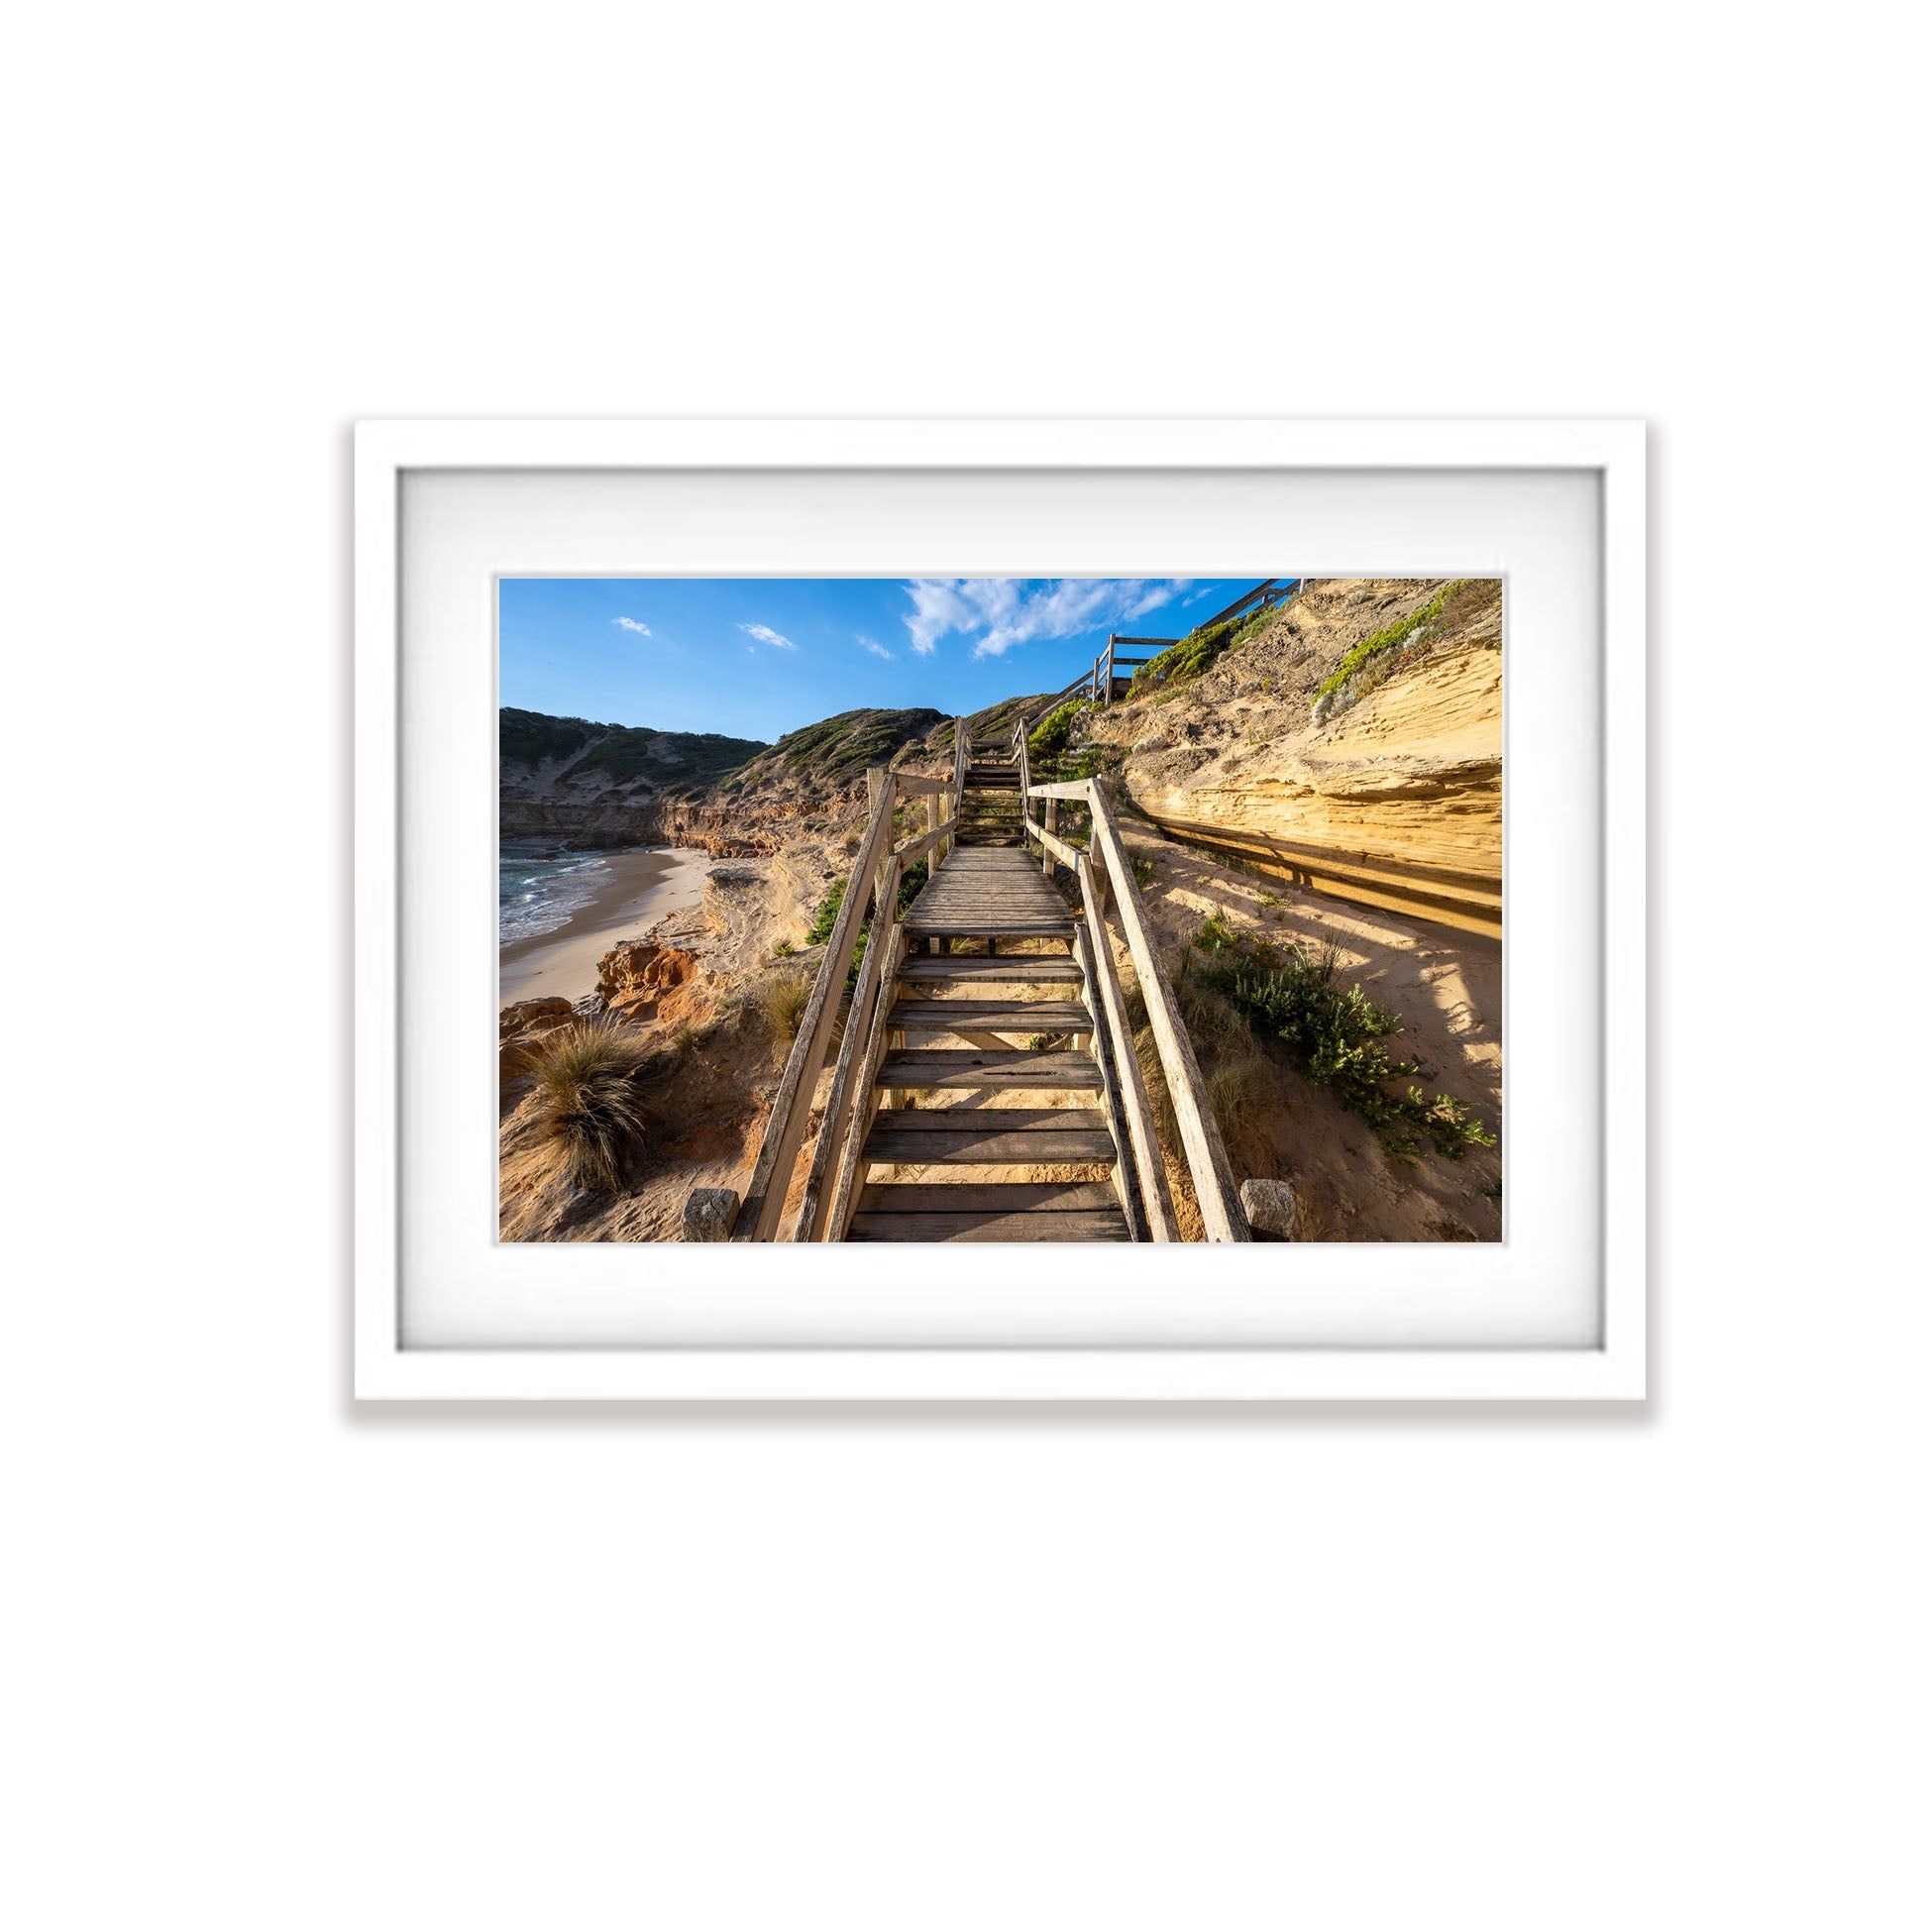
(683, 1188), (739, 1241)
(1239, 1178), (1300, 1241)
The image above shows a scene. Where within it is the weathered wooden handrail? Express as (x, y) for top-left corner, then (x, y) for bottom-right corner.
(792, 850), (900, 1241)
(1016, 668), (1097, 739)
(893, 812), (960, 873)
(1076, 853), (1175, 1239)
(1016, 766), (1249, 1241)
(1081, 778), (1248, 1239)
(723, 720), (968, 1240)
(731, 781), (896, 1240)
(822, 919), (908, 1239)
(1023, 807), (1084, 875)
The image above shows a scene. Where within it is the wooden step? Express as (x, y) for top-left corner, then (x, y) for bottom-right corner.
(906, 915), (1073, 936)
(856, 1182), (1120, 1213)
(898, 956), (1084, 987)
(847, 1211), (1127, 1241)
(890, 1000), (1090, 1033)
(847, 1182), (1129, 1242)
(861, 1107), (1117, 1165)
(877, 1049), (1101, 1091)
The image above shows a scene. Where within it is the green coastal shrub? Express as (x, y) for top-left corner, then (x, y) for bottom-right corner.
(1129, 607), (1271, 698)
(1027, 698), (1090, 762)
(1314, 581), (1467, 707)
(1189, 920), (1494, 1164)
(805, 878), (845, 946)
(805, 856), (930, 990)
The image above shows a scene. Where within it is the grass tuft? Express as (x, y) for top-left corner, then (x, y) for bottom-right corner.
(758, 969), (813, 1040)
(527, 1020), (660, 1191)
(1209, 1058), (1267, 1139)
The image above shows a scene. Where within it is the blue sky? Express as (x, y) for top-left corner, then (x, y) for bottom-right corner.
(498, 577), (1261, 743)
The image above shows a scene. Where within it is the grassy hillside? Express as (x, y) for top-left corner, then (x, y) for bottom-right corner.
(499, 707), (768, 798)
(499, 707), (602, 768)
(716, 707), (946, 796)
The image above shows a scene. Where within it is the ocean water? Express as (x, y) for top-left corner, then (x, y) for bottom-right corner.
(498, 848), (611, 948)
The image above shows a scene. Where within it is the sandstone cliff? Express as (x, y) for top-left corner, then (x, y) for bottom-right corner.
(1085, 581), (1502, 935)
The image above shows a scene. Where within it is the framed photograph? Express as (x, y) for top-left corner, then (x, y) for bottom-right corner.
(356, 419), (1644, 1401)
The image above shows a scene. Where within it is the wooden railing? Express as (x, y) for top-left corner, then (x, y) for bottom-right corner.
(1009, 725), (1248, 1242)
(1019, 580), (1319, 724)
(1132, 810), (1502, 940)
(717, 721), (968, 1241)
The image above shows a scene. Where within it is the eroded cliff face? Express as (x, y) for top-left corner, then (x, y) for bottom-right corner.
(498, 795), (803, 855)
(1089, 580), (1503, 935)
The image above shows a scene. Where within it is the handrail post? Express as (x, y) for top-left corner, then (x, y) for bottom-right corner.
(1015, 724), (1034, 861)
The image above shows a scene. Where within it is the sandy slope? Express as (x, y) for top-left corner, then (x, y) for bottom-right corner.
(1113, 825), (1503, 1242)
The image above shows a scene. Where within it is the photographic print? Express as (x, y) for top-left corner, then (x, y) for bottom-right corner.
(498, 575), (1502, 1244)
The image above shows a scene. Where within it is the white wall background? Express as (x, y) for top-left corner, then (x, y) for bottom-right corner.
(5, 4), (1922, 1927)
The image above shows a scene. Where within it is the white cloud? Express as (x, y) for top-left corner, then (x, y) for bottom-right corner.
(738, 623), (798, 651)
(900, 578), (1191, 659)
(611, 616), (653, 636)
(901, 580), (1014, 655)
(856, 634), (893, 660)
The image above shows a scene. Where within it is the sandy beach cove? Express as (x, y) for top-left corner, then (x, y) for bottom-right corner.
(499, 847), (708, 1005)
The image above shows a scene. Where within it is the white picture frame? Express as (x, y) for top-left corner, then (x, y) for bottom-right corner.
(356, 419), (1645, 1402)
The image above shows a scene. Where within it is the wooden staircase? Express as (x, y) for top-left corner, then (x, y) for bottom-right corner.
(700, 713), (1249, 1244)
(847, 744), (1132, 1241)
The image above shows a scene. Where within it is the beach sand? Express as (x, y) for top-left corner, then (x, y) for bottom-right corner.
(499, 848), (709, 1005)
